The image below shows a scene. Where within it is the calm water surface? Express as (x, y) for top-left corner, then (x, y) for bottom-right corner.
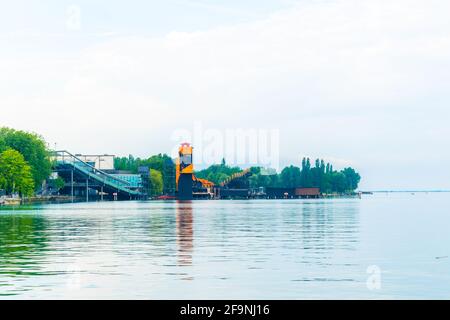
(0, 193), (449, 299)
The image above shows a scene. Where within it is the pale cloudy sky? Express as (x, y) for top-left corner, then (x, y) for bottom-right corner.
(1, 0), (450, 190)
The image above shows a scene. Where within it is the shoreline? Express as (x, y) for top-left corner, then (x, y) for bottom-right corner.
(1, 194), (363, 207)
(4, 191), (448, 207)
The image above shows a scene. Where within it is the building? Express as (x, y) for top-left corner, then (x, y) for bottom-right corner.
(74, 154), (115, 171)
(265, 187), (296, 199)
(295, 187), (321, 198)
(138, 166), (150, 196)
(265, 187), (321, 199)
(69, 154), (145, 193)
(109, 173), (143, 189)
(192, 176), (215, 199)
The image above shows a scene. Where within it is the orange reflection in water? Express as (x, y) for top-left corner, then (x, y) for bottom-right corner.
(176, 201), (194, 267)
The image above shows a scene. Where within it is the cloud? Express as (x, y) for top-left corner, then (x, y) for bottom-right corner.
(66, 0), (450, 117)
(1, 0), (450, 188)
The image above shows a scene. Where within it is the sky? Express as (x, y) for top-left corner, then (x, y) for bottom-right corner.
(1, 0), (450, 190)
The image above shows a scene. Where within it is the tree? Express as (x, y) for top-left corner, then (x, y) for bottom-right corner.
(0, 136), (6, 153)
(115, 153), (362, 196)
(0, 149), (35, 197)
(342, 167), (361, 191)
(300, 157), (308, 187)
(114, 153), (176, 194)
(195, 162), (242, 185)
(280, 166), (301, 188)
(319, 160), (326, 190)
(330, 172), (346, 193)
(248, 159), (361, 194)
(149, 169), (163, 196)
(0, 128), (51, 189)
(249, 167), (279, 188)
(53, 177), (66, 191)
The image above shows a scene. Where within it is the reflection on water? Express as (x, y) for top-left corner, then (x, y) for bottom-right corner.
(0, 214), (49, 296)
(176, 202), (194, 267)
(0, 195), (449, 299)
(0, 200), (361, 298)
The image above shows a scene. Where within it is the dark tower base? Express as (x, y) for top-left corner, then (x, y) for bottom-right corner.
(177, 173), (193, 200)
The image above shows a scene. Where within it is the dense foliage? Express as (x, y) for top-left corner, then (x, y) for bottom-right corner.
(149, 169), (163, 196)
(249, 158), (361, 193)
(1, 126), (361, 198)
(52, 176), (66, 191)
(0, 128), (52, 189)
(114, 154), (175, 194)
(0, 149), (35, 196)
(195, 159), (242, 184)
(196, 158), (360, 193)
(119, 155), (361, 195)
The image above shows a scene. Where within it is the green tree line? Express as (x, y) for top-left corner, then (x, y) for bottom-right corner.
(1, 127), (361, 197)
(195, 159), (242, 184)
(0, 128), (52, 196)
(183, 158), (361, 193)
(249, 158), (361, 193)
(195, 158), (360, 193)
(117, 154), (362, 195)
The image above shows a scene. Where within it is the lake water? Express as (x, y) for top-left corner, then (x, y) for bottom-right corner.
(0, 193), (449, 299)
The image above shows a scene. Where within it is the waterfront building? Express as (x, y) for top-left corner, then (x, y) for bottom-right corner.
(74, 154), (115, 171)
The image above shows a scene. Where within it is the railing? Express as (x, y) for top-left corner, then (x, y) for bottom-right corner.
(52, 150), (141, 195)
(220, 168), (251, 187)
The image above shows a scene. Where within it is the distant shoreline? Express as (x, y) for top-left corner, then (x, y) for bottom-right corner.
(362, 190), (450, 193)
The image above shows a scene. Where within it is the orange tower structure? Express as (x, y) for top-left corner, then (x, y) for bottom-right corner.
(176, 143), (194, 200)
